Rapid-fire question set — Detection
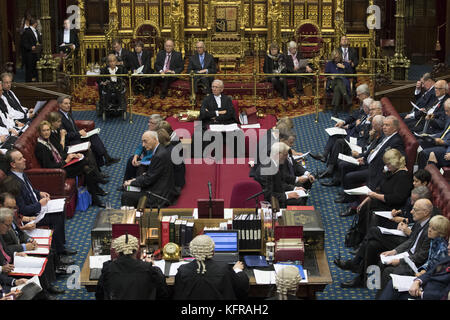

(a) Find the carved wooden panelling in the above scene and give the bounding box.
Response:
[307,4,318,23]
[253,3,266,27]
[121,6,132,29]
[294,5,304,26]
[187,4,200,27]
[322,4,333,28]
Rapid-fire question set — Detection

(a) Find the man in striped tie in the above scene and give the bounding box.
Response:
[418,99,450,169]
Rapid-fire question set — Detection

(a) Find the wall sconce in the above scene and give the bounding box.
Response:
[435,23,446,51]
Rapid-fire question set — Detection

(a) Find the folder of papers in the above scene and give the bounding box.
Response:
[9,254,48,277]
[325,127,347,136]
[390,274,416,292]
[81,128,101,139]
[378,226,408,237]
[380,251,409,265]
[67,141,91,153]
[344,185,372,195]
[338,153,360,165]
[373,211,394,220]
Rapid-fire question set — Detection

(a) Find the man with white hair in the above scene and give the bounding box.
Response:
[187,41,217,95]
[121,131,175,208]
[96,233,169,300]
[285,41,314,95]
[255,142,307,207]
[173,234,249,300]
[199,79,237,129]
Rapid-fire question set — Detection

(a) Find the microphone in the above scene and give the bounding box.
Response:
[246,189,266,201]
[146,191,170,206]
[208,181,213,201]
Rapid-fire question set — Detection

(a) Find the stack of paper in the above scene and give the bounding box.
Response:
[240,123,261,129]
[338,153,360,165]
[373,211,394,220]
[380,251,409,265]
[81,128,101,139]
[89,255,111,269]
[9,254,48,276]
[344,139,362,154]
[23,228,52,238]
[390,274,416,292]
[378,226,407,237]
[253,270,276,284]
[344,185,372,195]
[169,261,189,276]
[209,123,240,132]
[325,127,347,136]
[67,141,91,153]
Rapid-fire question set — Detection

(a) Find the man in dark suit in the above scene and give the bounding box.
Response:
[121,131,175,208]
[111,39,132,72]
[199,79,237,129]
[402,73,437,119]
[128,40,153,97]
[21,18,41,82]
[187,41,217,95]
[407,80,448,134]
[150,39,184,99]
[378,242,450,300]
[417,99,450,169]
[5,149,76,266]
[285,41,314,95]
[338,35,359,90]
[57,19,79,55]
[57,96,120,168]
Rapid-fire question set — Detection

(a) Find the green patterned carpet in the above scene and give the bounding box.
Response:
[53,110,375,300]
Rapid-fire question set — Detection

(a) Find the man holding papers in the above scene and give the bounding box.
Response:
[129,40,153,97]
[5,149,76,267]
[403,73,436,119]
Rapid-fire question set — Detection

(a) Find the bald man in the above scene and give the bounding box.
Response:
[187,41,217,95]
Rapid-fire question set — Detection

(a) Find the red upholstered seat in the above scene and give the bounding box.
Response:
[13,100,95,218]
[381,97,418,172]
[425,164,450,218]
[229,180,264,209]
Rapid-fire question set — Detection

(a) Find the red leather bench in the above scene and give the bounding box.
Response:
[381,97,419,172]
[12,99,95,218]
[425,164,450,218]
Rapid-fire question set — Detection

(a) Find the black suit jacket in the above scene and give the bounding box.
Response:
[57,29,79,52]
[395,219,431,267]
[339,46,359,73]
[187,52,216,75]
[366,132,405,189]
[154,50,184,74]
[21,27,41,53]
[199,94,237,128]
[256,160,292,207]
[412,95,449,134]
[414,87,437,109]
[2,223,31,256]
[58,110,82,145]
[8,171,42,217]
[129,50,152,74]
[130,144,175,204]
[418,256,450,300]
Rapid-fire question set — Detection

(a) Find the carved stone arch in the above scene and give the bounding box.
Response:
[131,21,163,64]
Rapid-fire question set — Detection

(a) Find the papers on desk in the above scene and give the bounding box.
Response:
[380,252,409,265]
[153,260,189,276]
[133,65,145,75]
[325,127,347,136]
[338,153,360,166]
[23,246,50,255]
[89,255,111,269]
[34,238,51,246]
[285,189,309,198]
[390,274,416,292]
[240,123,261,129]
[23,228,52,239]
[373,211,394,220]
[67,141,91,153]
[209,123,240,132]
[80,128,100,139]
[378,226,408,237]
[344,139,362,154]
[344,185,372,195]
[253,270,276,284]
[9,254,48,277]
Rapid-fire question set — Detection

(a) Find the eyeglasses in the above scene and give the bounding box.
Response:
[435,87,446,90]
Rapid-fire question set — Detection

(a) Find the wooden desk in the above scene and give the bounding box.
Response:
[81,248,332,299]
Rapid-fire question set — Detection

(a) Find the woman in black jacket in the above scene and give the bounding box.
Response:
[34,120,106,207]
[263,43,291,100]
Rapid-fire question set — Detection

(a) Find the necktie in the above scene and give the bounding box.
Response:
[200,54,204,69]
[0,241,11,264]
[138,54,142,66]
[23,174,38,203]
[440,124,450,139]
[67,113,77,132]
[164,53,171,72]
[344,48,348,61]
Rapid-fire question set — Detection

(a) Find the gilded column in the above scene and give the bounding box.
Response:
[267,0,282,47]
[170,0,185,56]
[334,0,345,48]
[78,0,87,74]
[106,0,119,46]
[37,0,58,81]
[389,0,410,80]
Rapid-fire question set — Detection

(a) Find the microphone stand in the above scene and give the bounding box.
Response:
[208,182,213,219]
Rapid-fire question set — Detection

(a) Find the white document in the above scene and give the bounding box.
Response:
[373,211,394,220]
[344,185,372,195]
[11,275,41,292]
[67,141,91,153]
[240,123,261,129]
[380,251,409,265]
[331,116,345,123]
[23,228,52,238]
[126,185,141,192]
[349,137,358,145]
[209,123,240,132]
[292,151,310,160]
[45,198,66,214]
[33,101,47,115]
[23,247,50,255]
[338,153,360,165]
[153,259,166,274]
[410,101,421,111]
[403,256,419,274]
[285,189,309,198]
[134,65,145,75]
[9,254,47,276]
[89,255,111,269]
[34,238,51,246]
[253,269,276,284]
[378,226,408,237]
[390,274,416,292]
[325,127,347,136]
[224,208,234,220]
[81,128,100,139]
[169,261,189,276]
[344,139,362,154]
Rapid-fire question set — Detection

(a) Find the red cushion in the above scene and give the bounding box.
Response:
[425,164,450,218]
[229,180,264,208]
